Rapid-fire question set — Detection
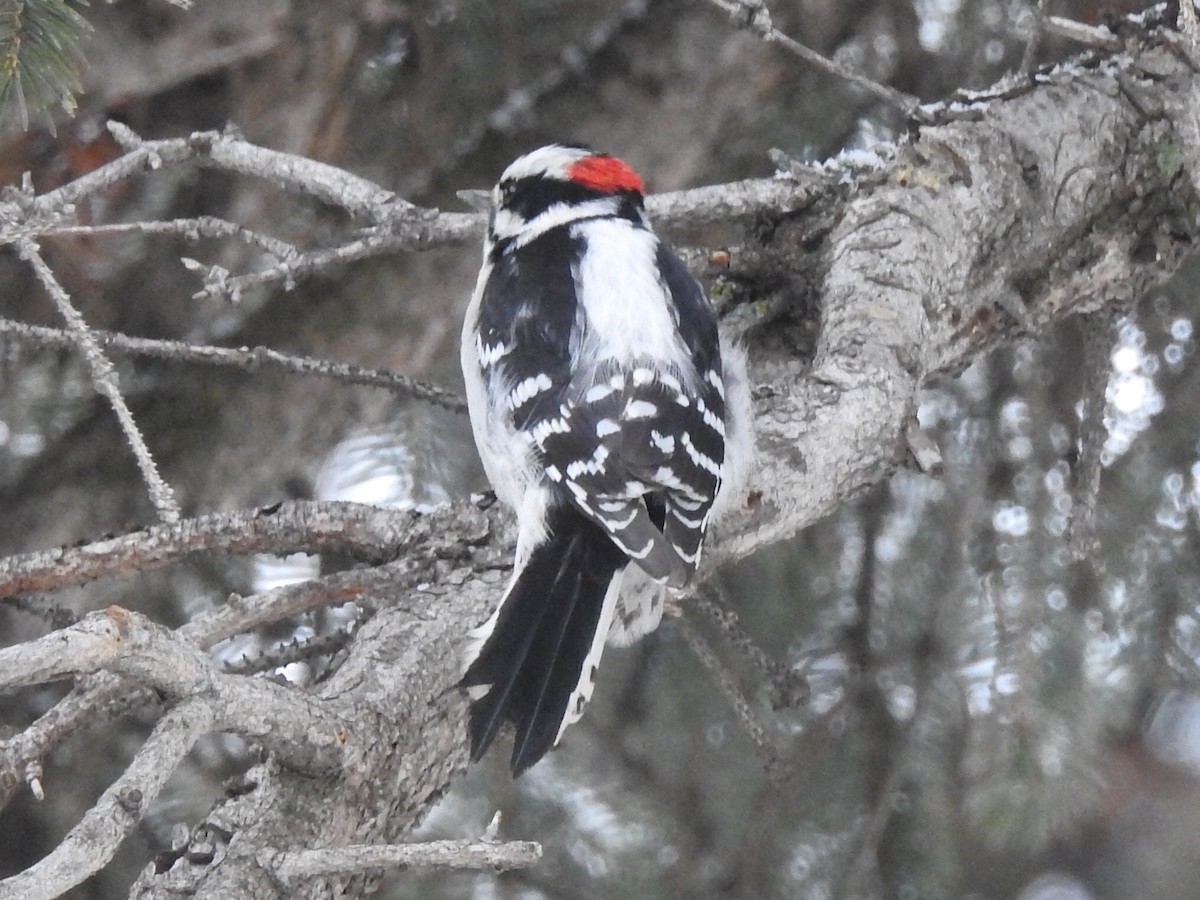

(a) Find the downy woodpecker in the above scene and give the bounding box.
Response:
[460,145,752,774]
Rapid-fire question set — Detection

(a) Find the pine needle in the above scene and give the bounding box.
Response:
[0,0,90,135]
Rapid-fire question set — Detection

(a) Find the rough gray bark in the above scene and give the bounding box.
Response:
[2,31,1199,900]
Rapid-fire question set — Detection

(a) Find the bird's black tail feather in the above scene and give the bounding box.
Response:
[460,503,628,775]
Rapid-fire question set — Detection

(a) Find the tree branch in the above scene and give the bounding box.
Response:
[702,0,920,113]
[260,839,541,880]
[0,607,346,773]
[0,500,487,601]
[14,237,181,522]
[0,318,467,412]
[0,701,215,900]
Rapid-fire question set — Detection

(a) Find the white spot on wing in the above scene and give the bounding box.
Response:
[585,383,616,403]
[706,368,725,398]
[565,445,610,479]
[696,397,726,436]
[625,399,657,419]
[506,374,553,411]
[682,432,721,477]
[649,430,675,455]
[652,466,704,501]
[599,504,638,530]
[476,337,510,368]
[670,508,706,529]
[611,533,653,559]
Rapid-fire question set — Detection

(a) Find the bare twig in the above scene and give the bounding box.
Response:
[46,215,302,260]
[676,617,791,781]
[101,121,424,226]
[0,318,467,412]
[0,502,495,816]
[185,229,404,302]
[690,586,808,710]
[1020,0,1052,74]
[260,838,541,880]
[3,120,813,316]
[1041,16,1121,51]
[1069,311,1114,565]
[14,237,181,523]
[0,700,216,900]
[0,673,161,816]
[0,500,471,601]
[701,0,919,113]
[221,629,355,675]
[182,559,433,651]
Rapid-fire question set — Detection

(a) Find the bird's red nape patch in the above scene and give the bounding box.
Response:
[568,156,645,195]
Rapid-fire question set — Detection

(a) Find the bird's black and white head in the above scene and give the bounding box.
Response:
[487,144,649,250]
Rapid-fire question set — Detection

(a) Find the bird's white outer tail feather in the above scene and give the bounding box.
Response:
[555,566,627,744]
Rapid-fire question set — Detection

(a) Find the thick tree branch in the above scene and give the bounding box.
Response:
[707,44,1199,571]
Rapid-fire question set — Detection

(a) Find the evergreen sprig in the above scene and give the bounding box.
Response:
[0,0,90,134]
